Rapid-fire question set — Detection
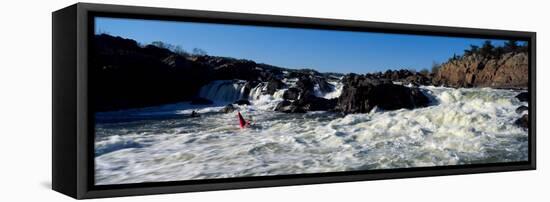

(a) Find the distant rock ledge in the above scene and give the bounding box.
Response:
[433,52,528,89]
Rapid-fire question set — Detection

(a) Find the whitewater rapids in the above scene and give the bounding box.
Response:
[94,85,528,185]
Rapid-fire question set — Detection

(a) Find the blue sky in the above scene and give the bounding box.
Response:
[95,17,514,74]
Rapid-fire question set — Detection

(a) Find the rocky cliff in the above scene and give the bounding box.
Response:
[92,34,528,115]
[92,34,213,111]
[432,52,528,89]
[91,34,336,111]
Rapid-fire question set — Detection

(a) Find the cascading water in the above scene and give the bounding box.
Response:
[314,81,343,99]
[197,80,277,104]
[248,82,267,100]
[198,78,343,104]
[198,80,249,103]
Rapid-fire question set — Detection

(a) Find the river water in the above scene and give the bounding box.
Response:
[94,81,528,185]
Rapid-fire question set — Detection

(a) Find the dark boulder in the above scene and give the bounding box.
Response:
[265,78,285,95]
[234,99,251,105]
[190,111,200,118]
[516,106,528,114]
[274,100,306,113]
[410,88,431,107]
[275,94,337,113]
[382,69,415,81]
[405,74,432,86]
[283,88,301,101]
[337,75,430,114]
[514,114,529,129]
[298,95,338,111]
[220,104,236,113]
[515,92,529,102]
[281,76,322,103]
[190,97,213,105]
[296,76,315,94]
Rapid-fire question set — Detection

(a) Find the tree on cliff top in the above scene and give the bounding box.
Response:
[504,40,519,52]
[431,61,441,74]
[503,40,528,53]
[464,45,479,56]
[479,40,495,57]
[151,41,190,57]
[462,40,527,58]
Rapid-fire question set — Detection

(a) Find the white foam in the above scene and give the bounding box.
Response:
[313,81,343,99]
[95,86,528,185]
[323,81,343,99]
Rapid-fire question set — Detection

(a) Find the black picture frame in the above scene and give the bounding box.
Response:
[52,3,536,199]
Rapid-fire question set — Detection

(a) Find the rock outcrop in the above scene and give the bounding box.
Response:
[274,75,338,113]
[336,74,430,114]
[265,78,285,95]
[283,88,301,101]
[515,92,529,102]
[360,69,433,86]
[513,92,529,129]
[432,52,528,88]
[514,114,529,129]
[274,100,306,113]
[516,106,528,114]
[275,95,337,113]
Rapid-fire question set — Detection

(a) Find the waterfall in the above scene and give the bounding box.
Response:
[198,80,272,103]
[321,81,343,99]
[198,80,248,103]
[248,82,267,100]
[198,79,344,104]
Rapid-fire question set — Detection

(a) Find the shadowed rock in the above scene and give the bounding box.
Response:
[274,100,306,113]
[274,96,337,113]
[516,106,528,114]
[296,76,315,94]
[515,92,529,102]
[283,88,301,101]
[514,114,529,129]
[337,75,430,114]
[265,78,285,95]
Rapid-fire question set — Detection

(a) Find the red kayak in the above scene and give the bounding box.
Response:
[237,111,249,129]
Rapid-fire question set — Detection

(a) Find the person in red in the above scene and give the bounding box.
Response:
[237,111,251,128]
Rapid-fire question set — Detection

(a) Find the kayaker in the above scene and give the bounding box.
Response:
[237,111,250,128]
